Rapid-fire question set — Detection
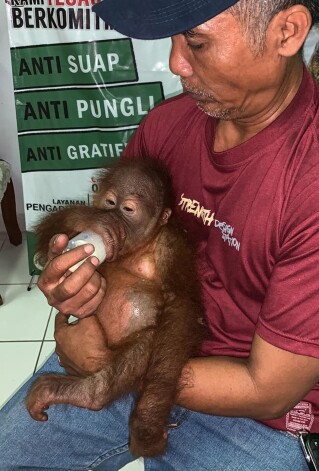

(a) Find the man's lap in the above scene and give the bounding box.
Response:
[0,354,136,470]
[0,353,309,471]
[145,413,308,471]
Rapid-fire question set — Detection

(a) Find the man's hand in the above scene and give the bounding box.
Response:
[38,234,106,318]
[54,312,111,376]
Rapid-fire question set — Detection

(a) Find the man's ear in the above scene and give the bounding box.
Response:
[161,208,172,225]
[274,6,312,57]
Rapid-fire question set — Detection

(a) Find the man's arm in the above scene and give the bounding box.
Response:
[177,333,319,420]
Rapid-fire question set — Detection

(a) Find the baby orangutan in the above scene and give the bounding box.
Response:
[26,157,204,457]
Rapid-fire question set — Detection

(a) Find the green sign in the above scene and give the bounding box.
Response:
[16,82,164,131]
[19,129,135,172]
[12,39,137,89]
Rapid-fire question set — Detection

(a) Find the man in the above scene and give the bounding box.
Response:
[1,0,319,469]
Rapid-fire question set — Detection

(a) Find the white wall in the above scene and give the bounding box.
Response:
[0,1,25,231]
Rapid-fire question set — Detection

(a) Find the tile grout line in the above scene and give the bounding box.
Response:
[0,340,46,343]
[0,283,37,286]
[33,306,56,374]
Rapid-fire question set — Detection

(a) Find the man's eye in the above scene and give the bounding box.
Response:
[183,30,204,50]
[186,41,204,50]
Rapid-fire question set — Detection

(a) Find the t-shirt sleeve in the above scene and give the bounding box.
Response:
[257,184,319,359]
[122,117,150,159]
[122,94,189,160]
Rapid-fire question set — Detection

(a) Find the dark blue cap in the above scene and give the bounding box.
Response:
[92,0,240,40]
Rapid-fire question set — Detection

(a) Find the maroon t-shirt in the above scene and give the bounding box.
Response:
[123,68,319,433]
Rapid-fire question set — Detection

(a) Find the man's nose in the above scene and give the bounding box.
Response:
[169,36,193,78]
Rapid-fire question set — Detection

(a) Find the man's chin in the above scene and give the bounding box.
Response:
[182,87,238,119]
[195,101,239,120]
[195,100,223,117]
[186,94,223,116]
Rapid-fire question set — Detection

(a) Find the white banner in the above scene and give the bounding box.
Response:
[5,0,181,273]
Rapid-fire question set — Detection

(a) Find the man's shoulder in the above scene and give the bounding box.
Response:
[149,92,199,120]
[140,92,208,143]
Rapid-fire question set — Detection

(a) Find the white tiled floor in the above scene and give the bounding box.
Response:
[0,232,143,471]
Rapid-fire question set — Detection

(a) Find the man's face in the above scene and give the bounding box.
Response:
[169,11,282,121]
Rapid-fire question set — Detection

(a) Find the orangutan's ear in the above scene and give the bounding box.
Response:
[161,208,172,225]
